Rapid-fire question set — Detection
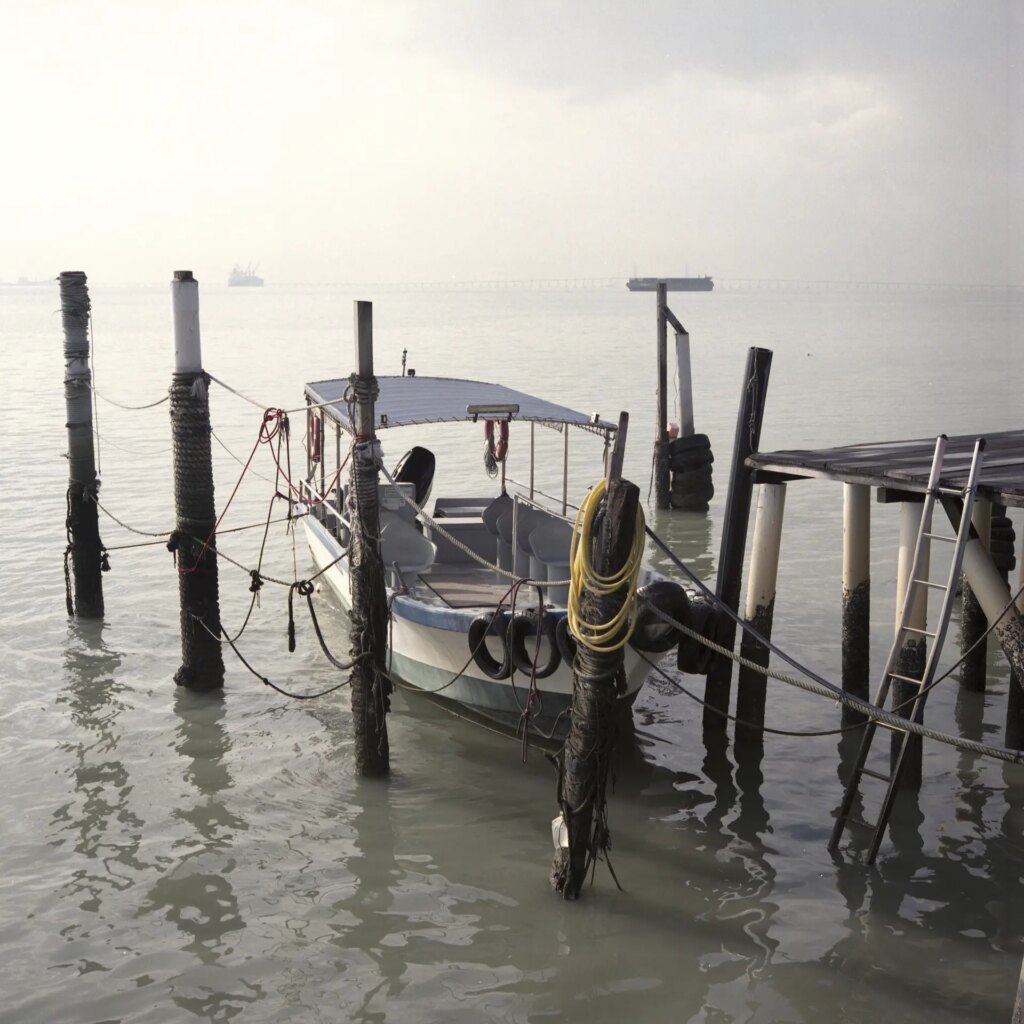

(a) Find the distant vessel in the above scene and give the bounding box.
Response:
[627,276,713,292]
[228,263,264,287]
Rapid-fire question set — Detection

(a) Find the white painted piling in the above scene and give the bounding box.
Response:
[892,501,929,787]
[674,328,695,437]
[736,482,787,740]
[168,271,224,691]
[960,499,992,691]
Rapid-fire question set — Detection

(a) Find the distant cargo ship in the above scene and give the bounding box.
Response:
[627,276,713,292]
[228,263,264,287]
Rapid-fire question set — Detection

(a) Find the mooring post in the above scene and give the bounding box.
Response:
[168,271,224,691]
[960,499,992,692]
[735,482,787,741]
[653,282,671,510]
[892,501,928,787]
[552,412,637,900]
[704,347,773,731]
[60,271,104,618]
[348,300,391,777]
[841,483,871,724]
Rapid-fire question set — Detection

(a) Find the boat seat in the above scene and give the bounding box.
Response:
[482,492,514,570]
[379,508,436,575]
[529,517,575,607]
[495,505,542,579]
[377,481,418,524]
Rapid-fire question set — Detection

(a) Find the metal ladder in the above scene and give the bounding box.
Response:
[829,434,986,864]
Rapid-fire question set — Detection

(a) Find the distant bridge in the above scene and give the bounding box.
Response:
[336,277,1020,293]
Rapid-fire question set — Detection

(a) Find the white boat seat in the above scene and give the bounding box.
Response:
[495,505,542,578]
[529,518,574,607]
[378,482,418,524]
[379,508,436,574]
[482,492,514,570]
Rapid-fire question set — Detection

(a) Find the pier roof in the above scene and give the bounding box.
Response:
[748,429,1024,508]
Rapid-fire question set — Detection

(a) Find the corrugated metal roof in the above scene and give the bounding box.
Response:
[304,375,617,435]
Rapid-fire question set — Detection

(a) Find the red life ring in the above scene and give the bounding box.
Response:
[484,419,509,463]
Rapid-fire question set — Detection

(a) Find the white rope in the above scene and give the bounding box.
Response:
[644,602,1024,765]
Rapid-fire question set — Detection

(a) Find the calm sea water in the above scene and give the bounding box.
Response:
[2,281,1023,1023]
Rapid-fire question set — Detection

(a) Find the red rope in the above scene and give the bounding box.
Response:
[179,407,351,574]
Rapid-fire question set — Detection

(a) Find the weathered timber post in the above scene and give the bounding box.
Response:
[842,483,871,724]
[653,282,671,509]
[552,413,637,900]
[960,499,992,691]
[675,325,695,437]
[704,347,773,730]
[169,271,224,691]
[891,501,929,787]
[735,482,787,741]
[60,271,104,618]
[1012,954,1024,1024]
[348,300,391,776]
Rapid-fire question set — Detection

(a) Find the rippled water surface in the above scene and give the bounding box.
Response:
[2,281,1023,1022]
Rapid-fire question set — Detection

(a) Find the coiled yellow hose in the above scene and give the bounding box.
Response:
[566,479,646,653]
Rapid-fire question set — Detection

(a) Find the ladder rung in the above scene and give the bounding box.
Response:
[889,672,923,685]
[936,486,964,496]
[860,767,892,783]
[923,532,956,542]
[912,579,947,590]
[901,626,937,638]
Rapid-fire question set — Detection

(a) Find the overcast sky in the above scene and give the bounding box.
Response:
[2,0,1020,285]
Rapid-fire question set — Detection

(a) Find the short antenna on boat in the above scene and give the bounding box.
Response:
[401,348,407,376]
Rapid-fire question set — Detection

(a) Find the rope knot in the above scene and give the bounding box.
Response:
[100,550,111,573]
[249,570,263,594]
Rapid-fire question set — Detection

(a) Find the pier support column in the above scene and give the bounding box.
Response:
[169,271,224,691]
[60,271,104,618]
[736,482,786,742]
[348,300,391,777]
[960,499,992,692]
[891,501,928,788]
[1007,530,1024,750]
[842,484,871,724]
[704,347,773,731]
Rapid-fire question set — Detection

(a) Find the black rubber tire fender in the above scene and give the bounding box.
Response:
[669,433,711,458]
[508,608,561,679]
[631,580,691,653]
[555,614,578,667]
[468,611,512,680]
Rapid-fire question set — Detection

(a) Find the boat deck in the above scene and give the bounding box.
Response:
[748,429,1024,508]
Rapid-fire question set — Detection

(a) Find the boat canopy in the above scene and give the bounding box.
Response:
[304,375,617,436]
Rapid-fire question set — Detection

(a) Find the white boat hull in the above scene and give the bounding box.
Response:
[302,515,648,734]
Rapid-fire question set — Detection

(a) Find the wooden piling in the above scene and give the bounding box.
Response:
[704,347,773,731]
[841,483,871,724]
[891,501,928,787]
[674,325,695,437]
[735,482,787,741]
[552,413,637,900]
[653,282,670,510]
[959,499,991,692]
[168,271,224,691]
[348,300,391,777]
[60,271,104,618]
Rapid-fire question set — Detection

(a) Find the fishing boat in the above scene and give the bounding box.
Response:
[228,263,264,287]
[296,374,698,736]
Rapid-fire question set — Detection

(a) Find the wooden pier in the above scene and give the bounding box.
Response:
[726,430,1024,781]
